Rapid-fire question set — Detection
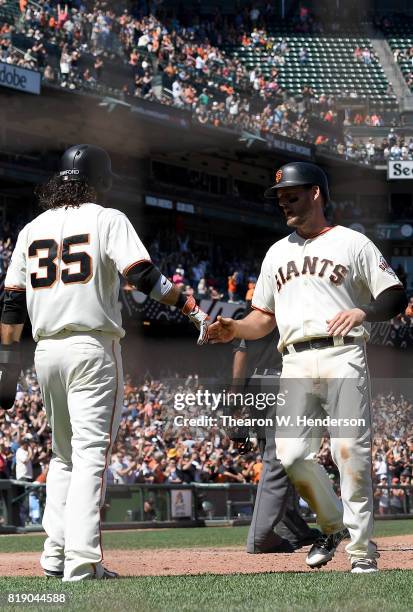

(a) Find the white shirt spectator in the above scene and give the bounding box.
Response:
[138,33,150,48]
[197,278,207,297]
[229,100,239,115]
[195,55,205,70]
[379,486,389,510]
[60,52,71,76]
[16,446,33,480]
[172,79,182,101]
[64,20,74,34]
[366,141,375,159]
[374,458,387,477]
[251,30,260,45]
[109,456,133,484]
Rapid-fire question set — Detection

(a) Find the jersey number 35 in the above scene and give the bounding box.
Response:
[29,234,92,289]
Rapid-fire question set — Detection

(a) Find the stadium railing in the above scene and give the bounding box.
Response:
[1,480,412,532]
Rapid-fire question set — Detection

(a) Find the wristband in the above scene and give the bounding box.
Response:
[179,294,197,315]
[149,274,172,301]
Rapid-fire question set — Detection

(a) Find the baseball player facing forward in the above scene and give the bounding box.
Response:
[0,145,209,581]
[209,162,407,573]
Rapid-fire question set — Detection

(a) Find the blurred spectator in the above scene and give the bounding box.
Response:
[245,280,256,307]
[197,278,208,299]
[227,271,239,302]
[404,296,413,322]
[15,439,33,481]
[143,497,156,520]
[172,266,185,287]
[390,477,405,514]
[375,475,390,515]
[0,443,9,479]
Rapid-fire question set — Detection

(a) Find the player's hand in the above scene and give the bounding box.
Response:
[208,316,237,344]
[181,296,209,345]
[326,308,367,337]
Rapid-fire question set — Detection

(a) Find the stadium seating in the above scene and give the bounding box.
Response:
[223,31,397,108]
[0,0,20,25]
[385,30,413,90]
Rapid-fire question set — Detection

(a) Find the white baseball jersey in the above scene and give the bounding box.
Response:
[252,225,402,351]
[5,203,150,341]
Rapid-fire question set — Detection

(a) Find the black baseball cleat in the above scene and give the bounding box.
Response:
[306,528,350,568]
[44,569,63,578]
[351,558,379,574]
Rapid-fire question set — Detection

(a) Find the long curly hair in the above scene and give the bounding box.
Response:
[35,175,99,210]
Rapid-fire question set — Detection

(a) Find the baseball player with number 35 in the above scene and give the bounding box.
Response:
[209,162,407,573]
[0,145,209,581]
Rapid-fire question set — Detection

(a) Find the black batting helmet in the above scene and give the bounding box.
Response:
[264,161,330,202]
[59,144,114,193]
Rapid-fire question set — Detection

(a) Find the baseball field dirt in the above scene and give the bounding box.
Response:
[1,534,412,576]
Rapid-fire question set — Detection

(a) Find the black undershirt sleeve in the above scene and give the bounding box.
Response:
[360,286,407,322]
[125,261,161,294]
[1,290,27,325]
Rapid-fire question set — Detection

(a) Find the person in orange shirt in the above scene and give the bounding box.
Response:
[228,271,239,302]
[35,464,49,484]
[245,281,256,307]
[315,134,328,146]
[405,296,413,320]
[251,457,263,483]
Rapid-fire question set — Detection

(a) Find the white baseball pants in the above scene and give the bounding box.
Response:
[275,343,377,562]
[34,331,123,581]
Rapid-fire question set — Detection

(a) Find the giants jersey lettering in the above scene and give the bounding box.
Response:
[252,225,402,351]
[5,203,150,341]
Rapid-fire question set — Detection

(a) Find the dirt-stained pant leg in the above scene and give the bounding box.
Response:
[275,351,344,534]
[323,345,377,561]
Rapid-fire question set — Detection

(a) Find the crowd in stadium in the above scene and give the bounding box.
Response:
[1,1,410,165]
[1,220,413,313]
[146,230,261,305]
[0,367,412,518]
[334,130,413,165]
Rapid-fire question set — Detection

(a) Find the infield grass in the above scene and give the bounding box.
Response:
[0,572,412,612]
[0,519,412,553]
